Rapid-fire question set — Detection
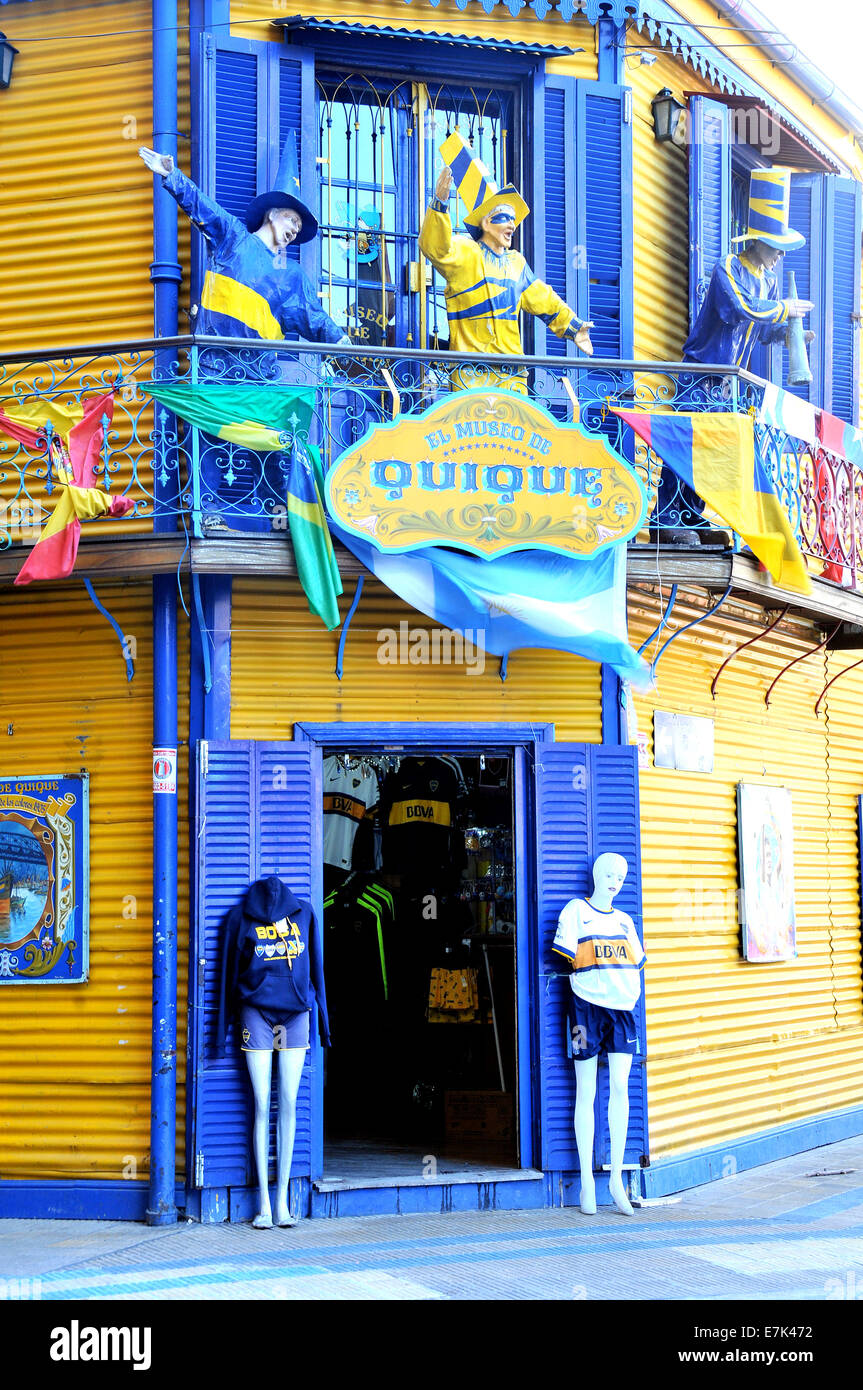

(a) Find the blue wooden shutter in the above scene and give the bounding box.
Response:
[277,47,316,278]
[532,76,632,360]
[197,33,268,219]
[535,744,648,1174]
[533,74,576,359]
[190,741,323,1190]
[823,175,862,424]
[783,174,823,406]
[688,96,731,327]
[257,743,325,1177]
[575,80,634,360]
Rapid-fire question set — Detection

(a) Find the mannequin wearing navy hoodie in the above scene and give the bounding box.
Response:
[218,876,330,1228]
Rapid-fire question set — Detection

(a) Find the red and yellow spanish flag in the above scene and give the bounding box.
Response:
[0,392,134,586]
[613,408,811,595]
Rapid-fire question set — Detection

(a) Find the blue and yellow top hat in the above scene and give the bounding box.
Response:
[440,131,529,235]
[731,169,804,252]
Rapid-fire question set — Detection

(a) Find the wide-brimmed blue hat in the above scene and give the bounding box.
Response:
[245,132,319,243]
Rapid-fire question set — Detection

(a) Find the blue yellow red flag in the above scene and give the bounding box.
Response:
[613,409,811,595]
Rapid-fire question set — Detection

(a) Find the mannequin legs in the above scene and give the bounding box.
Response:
[573,1056,598,1214]
[245,1047,306,1228]
[573,1052,634,1215]
[607,1051,634,1215]
[274,1047,305,1225]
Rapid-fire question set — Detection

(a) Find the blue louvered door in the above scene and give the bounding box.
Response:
[688,96,731,327]
[575,80,634,362]
[535,77,633,359]
[823,176,862,425]
[533,75,632,450]
[189,741,323,1191]
[535,743,648,1175]
[783,174,823,406]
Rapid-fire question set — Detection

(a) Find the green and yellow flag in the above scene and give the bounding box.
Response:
[144,383,343,628]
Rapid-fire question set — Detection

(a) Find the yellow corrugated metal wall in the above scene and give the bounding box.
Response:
[230,576,602,742]
[629,44,713,363]
[629,587,863,1159]
[0,0,190,350]
[0,583,189,1179]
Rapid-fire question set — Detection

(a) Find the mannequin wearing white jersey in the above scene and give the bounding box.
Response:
[553,852,644,1217]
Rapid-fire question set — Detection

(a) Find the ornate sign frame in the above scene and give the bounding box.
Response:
[327,390,647,559]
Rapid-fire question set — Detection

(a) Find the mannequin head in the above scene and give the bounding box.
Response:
[746,238,784,273]
[256,206,304,252]
[590,852,628,909]
[479,201,517,254]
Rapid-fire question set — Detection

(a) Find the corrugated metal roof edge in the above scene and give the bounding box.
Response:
[272,16,582,56]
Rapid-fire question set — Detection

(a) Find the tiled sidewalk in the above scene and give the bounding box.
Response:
[2,1136,862,1300]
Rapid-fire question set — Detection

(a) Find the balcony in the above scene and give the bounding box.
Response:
[0,336,860,616]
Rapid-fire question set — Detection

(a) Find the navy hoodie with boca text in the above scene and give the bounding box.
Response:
[216,876,331,1055]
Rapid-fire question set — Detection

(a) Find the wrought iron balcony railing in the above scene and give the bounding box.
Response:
[0,335,858,591]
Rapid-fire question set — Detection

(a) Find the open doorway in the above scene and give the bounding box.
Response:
[321,746,519,1184]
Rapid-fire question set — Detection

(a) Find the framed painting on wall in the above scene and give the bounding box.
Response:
[737,782,796,963]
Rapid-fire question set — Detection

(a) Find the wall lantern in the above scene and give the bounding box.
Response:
[0,34,18,90]
[651,88,685,144]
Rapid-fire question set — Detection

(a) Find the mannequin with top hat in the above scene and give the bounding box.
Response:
[419,133,594,393]
[653,168,816,546]
[138,138,351,352]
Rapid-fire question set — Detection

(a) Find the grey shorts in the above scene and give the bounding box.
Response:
[239,1005,310,1051]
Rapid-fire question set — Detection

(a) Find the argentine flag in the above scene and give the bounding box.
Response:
[330,521,649,687]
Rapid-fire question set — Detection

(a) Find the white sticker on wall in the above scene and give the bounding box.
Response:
[153,747,177,794]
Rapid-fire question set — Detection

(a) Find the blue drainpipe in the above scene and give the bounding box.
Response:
[147,0,181,1226]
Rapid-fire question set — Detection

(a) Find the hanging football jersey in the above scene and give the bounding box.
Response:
[380,756,460,875]
[323,756,380,870]
[324,875,396,1010]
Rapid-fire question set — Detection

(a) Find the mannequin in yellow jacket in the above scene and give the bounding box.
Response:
[420,167,594,392]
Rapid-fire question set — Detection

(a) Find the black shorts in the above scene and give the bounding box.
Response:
[568,995,639,1060]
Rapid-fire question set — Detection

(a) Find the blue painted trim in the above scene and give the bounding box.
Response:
[596,19,626,84]
[637,583,677,656]
[186,577,231,1190]
[600,664,624,744]
[291,721,549,1185]
[643,1104,863,1198]
[651,580,732,675]
[191,573,212,695]
[514,746,537,1167]
[293,721,554,746]
[149,575,179,1226]
[0,1180,186,1222]
[335,574,364,681]
[82,579,134,681]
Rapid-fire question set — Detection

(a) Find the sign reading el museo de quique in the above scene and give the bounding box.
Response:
[0,774,89,985]
[326,390,647,557]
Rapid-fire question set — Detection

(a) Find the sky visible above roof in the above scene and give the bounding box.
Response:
[753,0,862,106]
